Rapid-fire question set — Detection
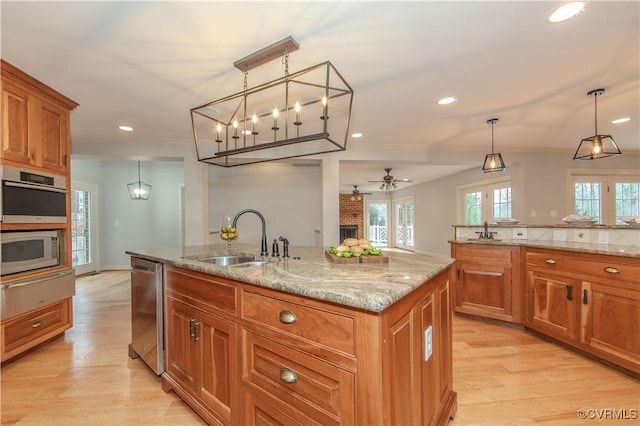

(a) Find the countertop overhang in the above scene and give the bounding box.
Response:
[449,239,640,258]
[126,244,453,313]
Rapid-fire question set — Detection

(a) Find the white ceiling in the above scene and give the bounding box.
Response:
[1,1,638,193]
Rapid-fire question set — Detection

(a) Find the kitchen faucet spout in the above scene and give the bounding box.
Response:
[232,209,269,256]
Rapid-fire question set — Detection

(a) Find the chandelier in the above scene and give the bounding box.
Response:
[127,161,152,200]
[191,36,354,167]
[573,88,622,160]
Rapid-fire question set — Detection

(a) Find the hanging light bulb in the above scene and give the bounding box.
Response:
[482,118,506,173]
[573,88,622,160]
[127,161,152,200]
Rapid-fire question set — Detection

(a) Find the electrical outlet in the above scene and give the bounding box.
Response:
[574,229,590,243]
[550,210,558,217]
[512,228,528,240]
[424,326,433,361]
[553,230,566,241]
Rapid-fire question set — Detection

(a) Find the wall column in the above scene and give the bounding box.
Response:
[322,155,340,247]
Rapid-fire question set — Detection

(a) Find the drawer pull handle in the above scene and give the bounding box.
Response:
[279,310,297,324]
[603,266,620,274]
[279,368,297,384]
[32,321,43,328]
[545,259,556,265]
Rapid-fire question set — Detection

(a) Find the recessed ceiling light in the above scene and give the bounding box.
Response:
[611,117,631,124]
[119,125,134,132]
[351,132,363,138]
[438,96,458,105]
[548,2,587,23]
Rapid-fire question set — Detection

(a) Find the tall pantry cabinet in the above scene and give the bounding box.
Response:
[0,59,79,362]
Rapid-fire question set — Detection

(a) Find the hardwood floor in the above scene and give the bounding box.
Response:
[1,271,638,425]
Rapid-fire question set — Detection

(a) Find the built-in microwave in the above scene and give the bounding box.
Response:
[1,165,67,224]
[1,230,61,276]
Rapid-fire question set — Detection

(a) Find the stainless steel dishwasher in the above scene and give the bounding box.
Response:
[129,257,164,375]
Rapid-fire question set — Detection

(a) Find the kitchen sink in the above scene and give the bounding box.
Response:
[465,238,502,242]
[188,254,256,266]
[230,260,274,268]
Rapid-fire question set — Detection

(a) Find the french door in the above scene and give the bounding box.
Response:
[71,181,99,275]
[393,197,415,250]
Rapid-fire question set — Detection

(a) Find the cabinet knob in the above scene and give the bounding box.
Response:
[279,368,297,383]
[603,266,620,274]
[31,321,43,328]
[279,310,297,324]
[544,259,556,265]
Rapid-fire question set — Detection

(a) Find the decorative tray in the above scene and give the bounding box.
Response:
[324,250,389,264]
[495,218,519,224]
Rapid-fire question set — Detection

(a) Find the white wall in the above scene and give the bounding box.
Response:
[392,151,640,257]
[208,162,323,248]
[71,159,184,269]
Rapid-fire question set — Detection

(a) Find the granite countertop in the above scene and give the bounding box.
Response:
[449,239,640,258]
[126,244,454,313]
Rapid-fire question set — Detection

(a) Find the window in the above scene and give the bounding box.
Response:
[458,178,512,224]
[569,171,640,224]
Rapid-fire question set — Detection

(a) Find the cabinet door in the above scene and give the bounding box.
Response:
[527,270,579,342]
[582,282,640,372]
[1,79,32,165]
[38,97,69,174]
[455,262,512,321]
[165,297,199,392]
[199,309,237,425]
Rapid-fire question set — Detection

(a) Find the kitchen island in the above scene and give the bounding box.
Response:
[126,244,457,426]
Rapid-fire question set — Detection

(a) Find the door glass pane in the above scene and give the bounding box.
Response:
[406,201,414,246]
[71,189,91,267]
[615,182,640,224]
[396,204,405,246]
[574,182,600,222]
[465,192,482,225]
[493,187,512,219]
[368,202,388,247]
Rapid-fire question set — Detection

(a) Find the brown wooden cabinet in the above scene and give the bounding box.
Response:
[163,267,239,426]
[451,243,521,323]
[524,248,640,374]
[1,59,78,363]
[0,298,72,362]
[1,59,77,174]
[162,264,456,426]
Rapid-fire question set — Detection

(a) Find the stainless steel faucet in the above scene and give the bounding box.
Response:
[232,209,269,256]
[478,221,494,239]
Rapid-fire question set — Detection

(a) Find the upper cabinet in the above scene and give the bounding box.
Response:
[1,59,78,176]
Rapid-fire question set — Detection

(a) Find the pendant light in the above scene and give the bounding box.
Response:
[573,88,622,160]
[127,161,152,200]
[482,118,505,173]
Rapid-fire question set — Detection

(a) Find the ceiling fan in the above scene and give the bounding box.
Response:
[368,168,413,191]
[350,185,372,201]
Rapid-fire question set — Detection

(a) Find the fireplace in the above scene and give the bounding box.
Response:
[339,225,358,242]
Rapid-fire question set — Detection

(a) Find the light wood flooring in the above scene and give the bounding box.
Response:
[1,271,638,425]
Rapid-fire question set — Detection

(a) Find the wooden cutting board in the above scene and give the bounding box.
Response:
[324,250,389,264]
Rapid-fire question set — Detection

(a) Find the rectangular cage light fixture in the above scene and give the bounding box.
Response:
[191,37,353,167]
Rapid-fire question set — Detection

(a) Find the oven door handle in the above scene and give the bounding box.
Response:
[3,181,67,193]
[1,270,74,290]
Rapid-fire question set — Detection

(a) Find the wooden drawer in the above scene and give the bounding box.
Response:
[453,244,513,263]
[1,298,72,361]
[243,330,354,426]
[165,266,237,315]
[241,290,355,355]
[526,249,640,285]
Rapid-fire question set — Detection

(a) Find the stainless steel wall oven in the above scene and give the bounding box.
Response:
[1,165,67,224]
